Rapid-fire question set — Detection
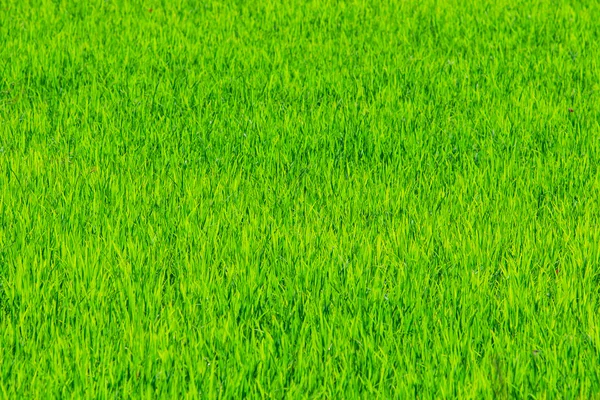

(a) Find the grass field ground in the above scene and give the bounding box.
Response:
[1,0,600,397]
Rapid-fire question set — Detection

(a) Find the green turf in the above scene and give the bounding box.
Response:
[2,0,600,397]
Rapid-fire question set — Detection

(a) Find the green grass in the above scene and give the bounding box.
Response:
[2,0,600,397]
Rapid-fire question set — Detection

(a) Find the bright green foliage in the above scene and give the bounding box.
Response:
[1,0,600,398]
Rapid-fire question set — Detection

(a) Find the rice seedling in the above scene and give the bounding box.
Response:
[1,0,600,397]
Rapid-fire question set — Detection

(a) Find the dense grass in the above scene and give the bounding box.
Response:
[2,0,600,397]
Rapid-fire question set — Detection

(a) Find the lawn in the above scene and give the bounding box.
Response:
[1,0,600,397]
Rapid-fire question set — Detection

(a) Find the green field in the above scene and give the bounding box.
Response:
[1,0,600,397]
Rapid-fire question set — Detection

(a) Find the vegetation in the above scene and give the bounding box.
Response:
[1,0,600,397]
